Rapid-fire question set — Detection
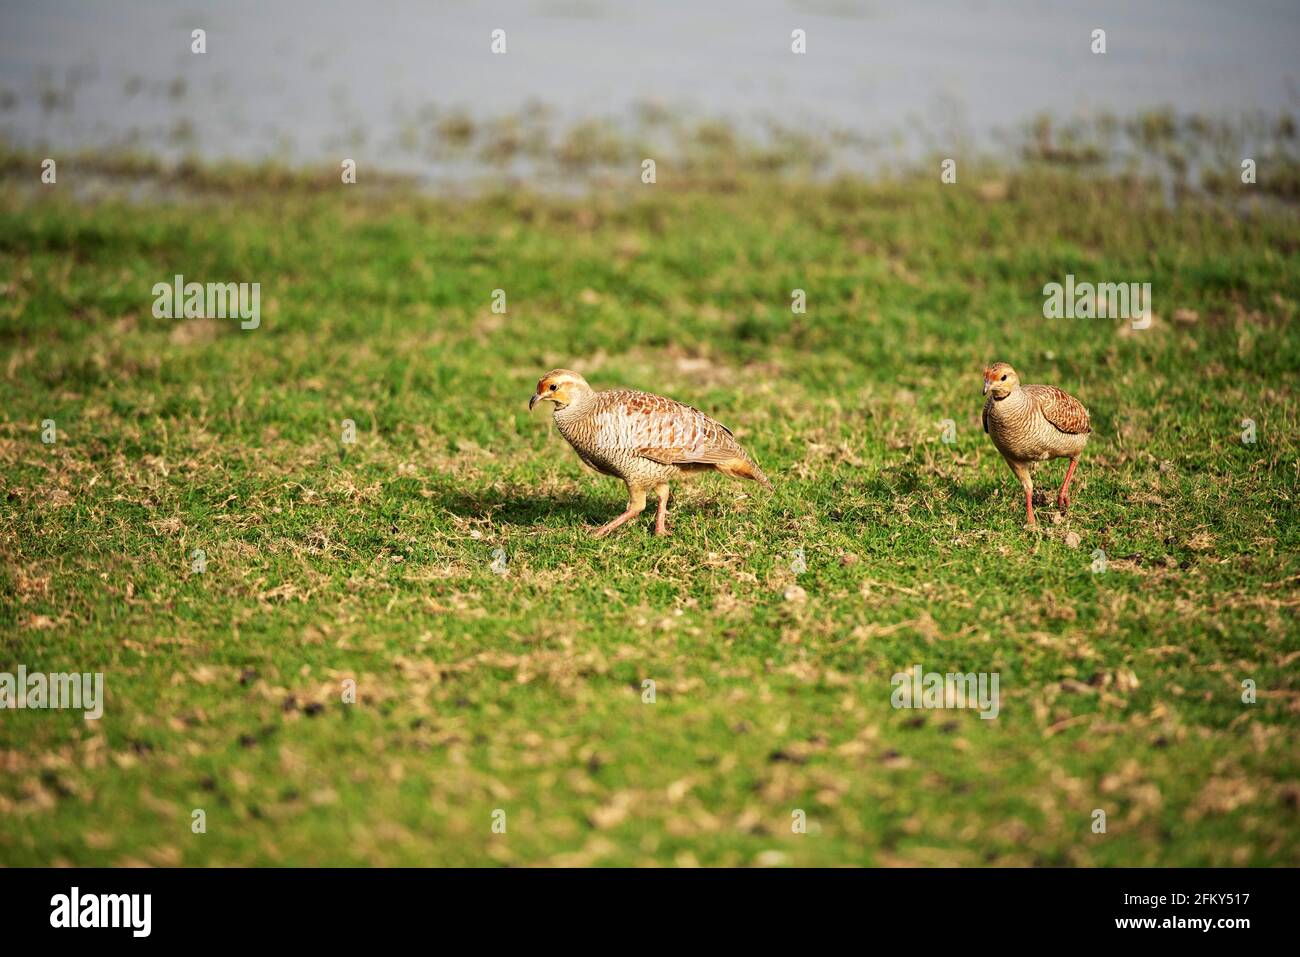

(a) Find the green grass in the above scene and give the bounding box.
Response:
[0,160,1297,866]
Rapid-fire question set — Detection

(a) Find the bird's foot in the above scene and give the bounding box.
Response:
[590,507,643,538]
[654,521,670,537]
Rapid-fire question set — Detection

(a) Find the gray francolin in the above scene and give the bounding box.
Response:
[529,369,771,537]
[982,362,1091,526]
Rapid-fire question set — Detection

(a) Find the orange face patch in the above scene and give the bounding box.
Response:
[537,369,578,394]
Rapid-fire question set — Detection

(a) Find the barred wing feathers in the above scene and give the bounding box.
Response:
[590,390,746,465]
[1024,385,1092,435]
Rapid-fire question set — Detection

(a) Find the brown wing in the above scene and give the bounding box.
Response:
[591,389,744,465]
[1024,385,1091,435]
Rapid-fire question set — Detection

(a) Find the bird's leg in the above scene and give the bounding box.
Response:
[591,487,647,538]
[654,484,671,536]
[1058,457,1079,511]
[1011,462,1035,527]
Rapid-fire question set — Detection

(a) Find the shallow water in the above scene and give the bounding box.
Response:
[1,0,1296,178]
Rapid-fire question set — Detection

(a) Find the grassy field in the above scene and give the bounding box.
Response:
[1,153,1297,866]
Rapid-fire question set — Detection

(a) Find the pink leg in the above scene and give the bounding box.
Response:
[591,488,647,538]
[1058,458,1079,511]
[1011,463,1035,527]
[654,484,670,536]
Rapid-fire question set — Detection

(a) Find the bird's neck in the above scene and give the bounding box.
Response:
[554,392,595,425]
[559,390,598,416]
[990,387,1029,416]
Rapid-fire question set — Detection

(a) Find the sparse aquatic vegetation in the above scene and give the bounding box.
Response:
[4,107,1297,198]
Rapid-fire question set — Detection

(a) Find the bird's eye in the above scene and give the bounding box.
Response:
[1000,375,1007,381]
[549,384,558,391]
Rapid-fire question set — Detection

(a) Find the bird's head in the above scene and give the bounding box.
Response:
[983,362,1020,398]
[529,369,593,411]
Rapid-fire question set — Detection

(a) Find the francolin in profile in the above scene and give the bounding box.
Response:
[529,369,770,537]
[982,362,1091,527]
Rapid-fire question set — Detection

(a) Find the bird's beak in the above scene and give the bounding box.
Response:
[528,393,540,411]
[982,380,992,395]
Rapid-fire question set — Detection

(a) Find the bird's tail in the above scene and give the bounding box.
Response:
[717,455,772,489]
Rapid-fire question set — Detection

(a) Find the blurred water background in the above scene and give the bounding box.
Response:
[1,0,1296,186]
